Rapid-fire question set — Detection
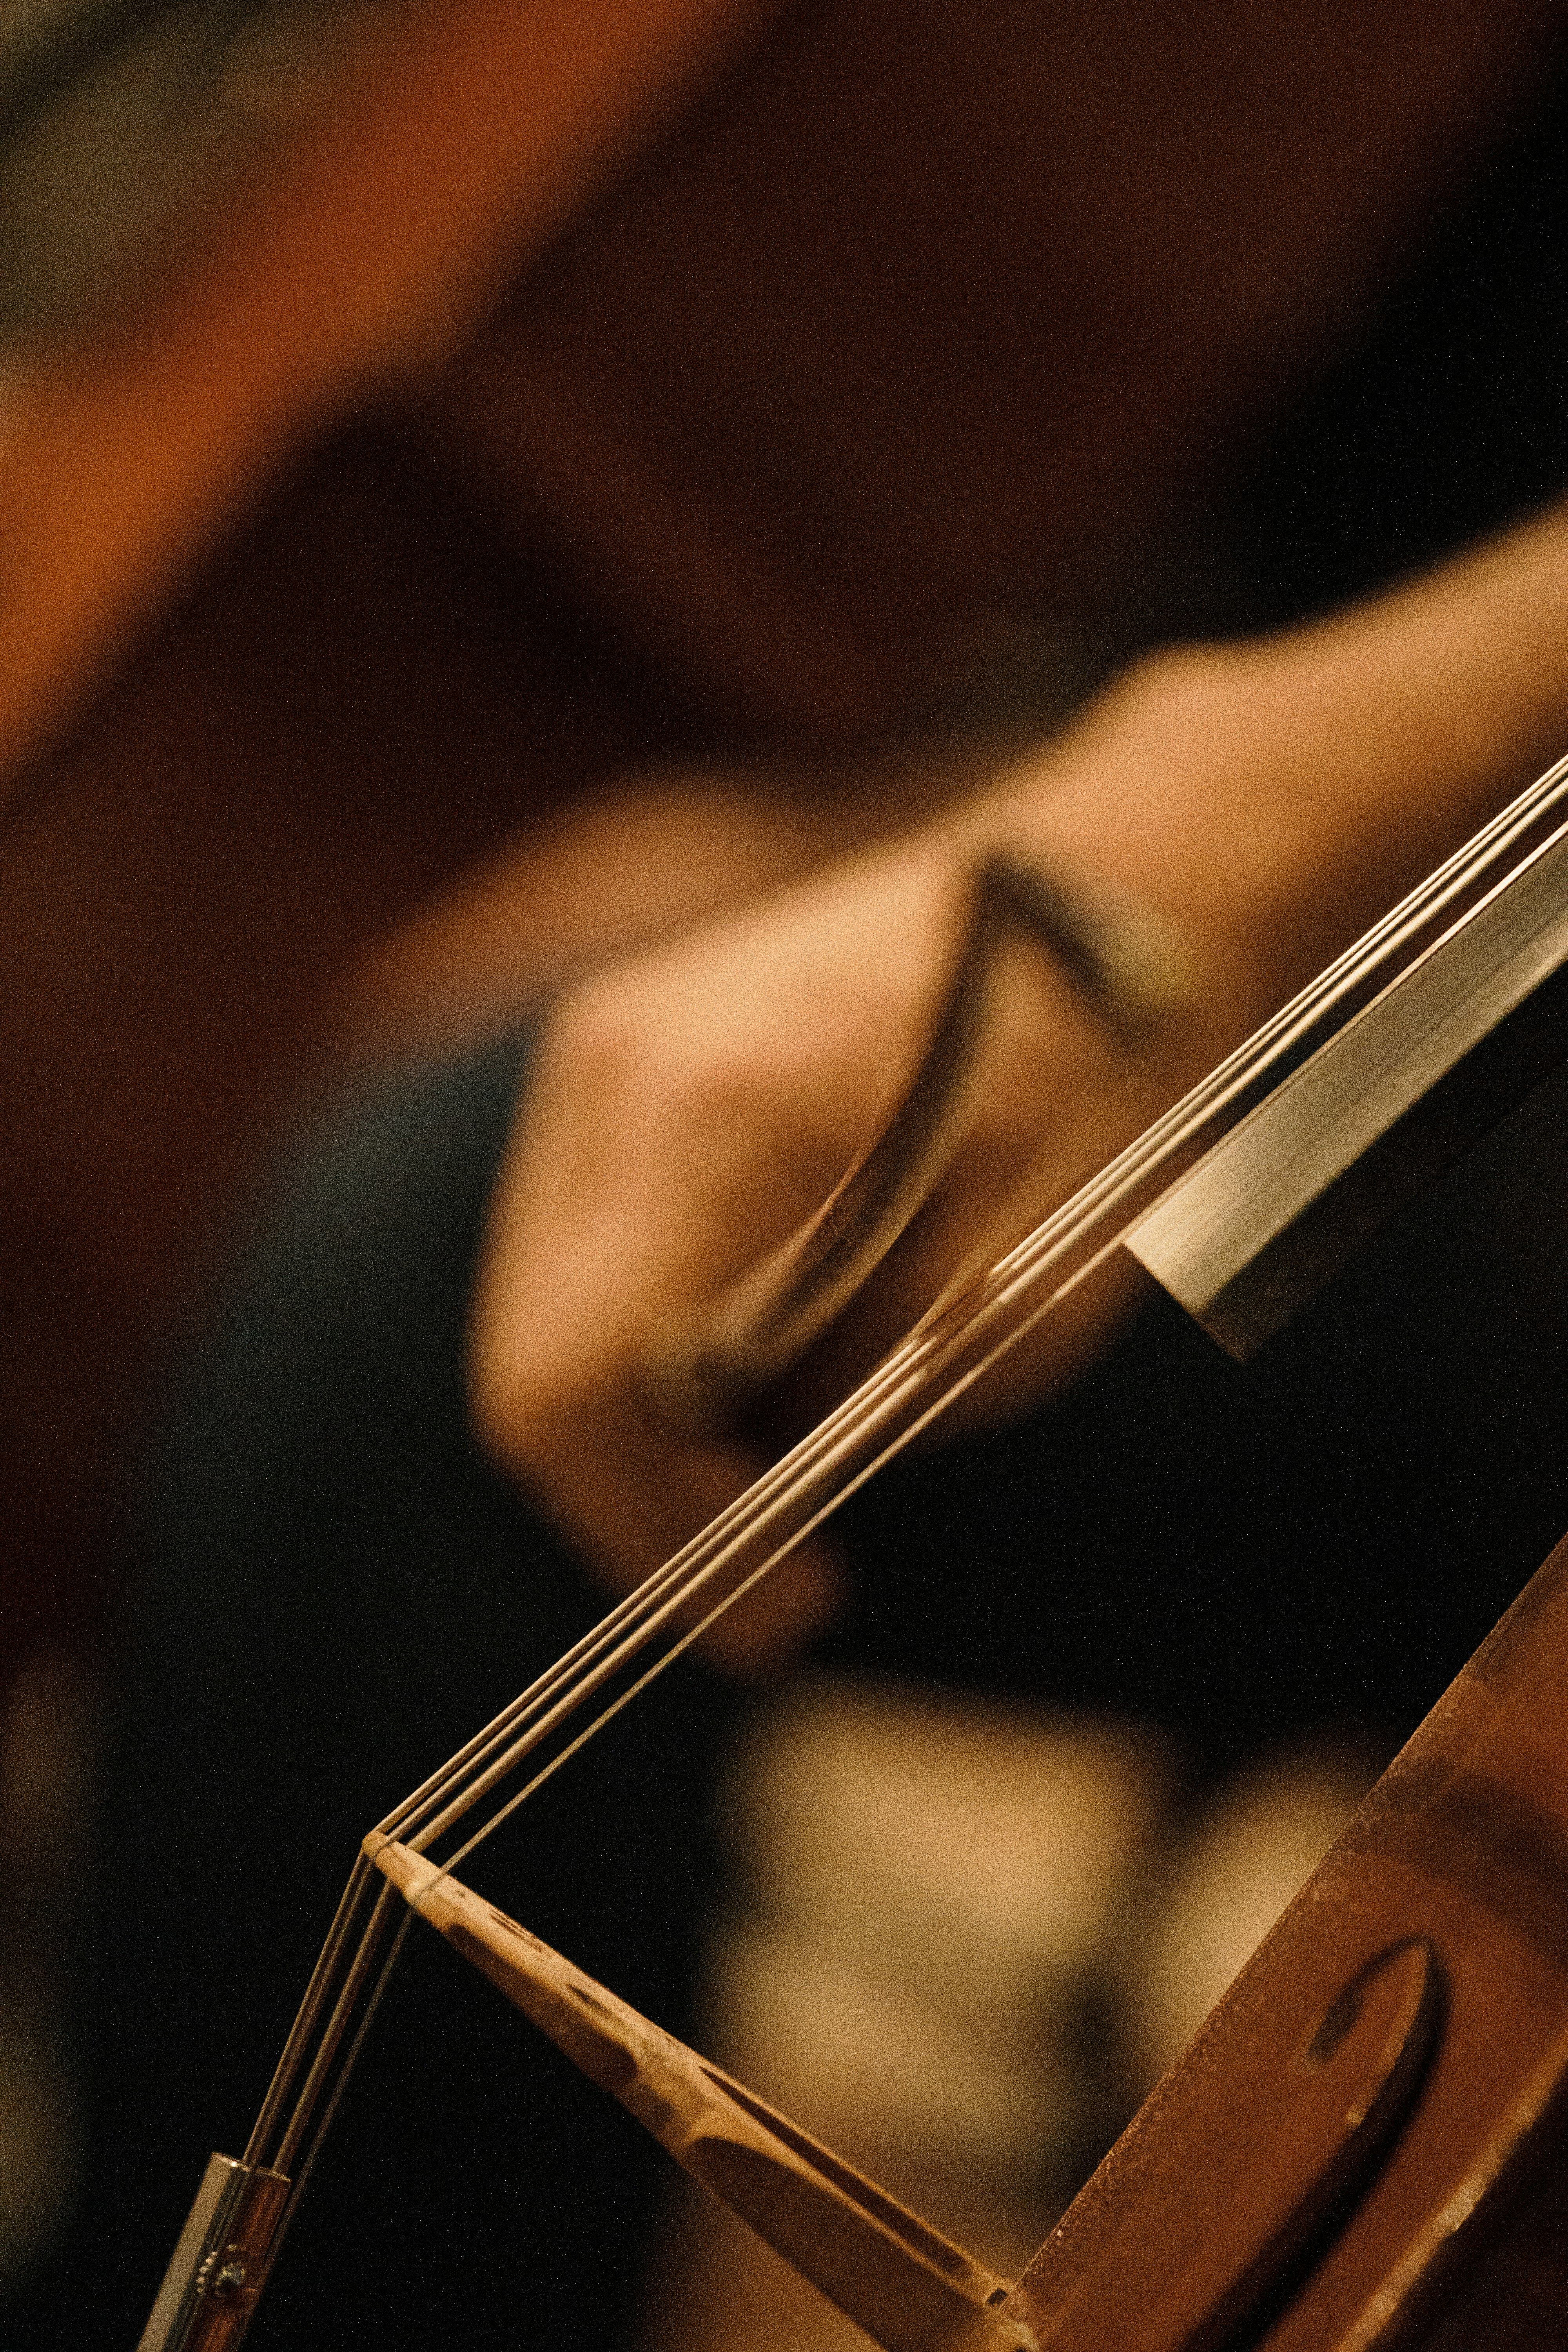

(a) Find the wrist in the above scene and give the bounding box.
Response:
[947,504,1568,1031]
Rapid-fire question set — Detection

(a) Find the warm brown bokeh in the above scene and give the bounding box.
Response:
[3,0,1566,1692]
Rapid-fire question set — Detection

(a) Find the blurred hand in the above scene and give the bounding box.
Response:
[470,510,1568,1670]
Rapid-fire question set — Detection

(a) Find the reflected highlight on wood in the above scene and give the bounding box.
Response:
[1011,1532,1568,2352]
[369,1835,1036,2352]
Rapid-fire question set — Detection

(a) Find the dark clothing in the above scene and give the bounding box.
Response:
[16,1021,1568,2349]
[19,54,1568,2345]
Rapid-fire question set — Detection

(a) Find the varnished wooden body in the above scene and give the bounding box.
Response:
[13,16,1568,2337]
[365,1529,1568,2351]
[1009,1532,1568,2351]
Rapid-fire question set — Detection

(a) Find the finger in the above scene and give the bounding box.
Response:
[466,979,875,1670]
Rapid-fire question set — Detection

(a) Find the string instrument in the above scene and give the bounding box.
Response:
[140,740,1568,2347]
[7,0,1568,2345]
[7,0,1568,1708]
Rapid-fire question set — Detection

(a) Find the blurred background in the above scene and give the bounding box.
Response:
[6,0,1568,2339]
[0,0,406,351]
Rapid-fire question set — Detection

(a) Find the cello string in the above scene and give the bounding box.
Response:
[240,1336,956,2162]
[256,1910,416,2276]
[421,744,1568,1866]
[377,745,1568,1847]
[401,753,1568,1861]
[260,1225,1130,2174]
[257,1143,1200,2160]
[272,1885,407,2175]
[244,745,1568,2187]
[436,1238,1134,1877]
[252,1136,1099,2154]
[925,773,1568,1318]
[371,752,1568,1864]
[241,1856,378,2166]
